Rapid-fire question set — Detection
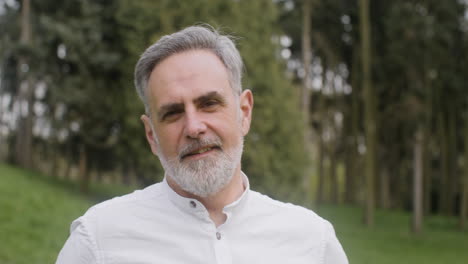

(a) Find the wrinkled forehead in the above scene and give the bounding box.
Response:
[147,50,234,110]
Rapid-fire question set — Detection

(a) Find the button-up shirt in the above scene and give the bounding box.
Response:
[56,174,348,264]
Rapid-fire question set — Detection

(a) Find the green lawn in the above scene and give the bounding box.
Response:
[318,205,468,264]
[0,163,134,264]
[1,163,467,264]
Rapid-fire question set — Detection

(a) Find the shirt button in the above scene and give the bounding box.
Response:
[216,232,222,240]
[190,201,196,208]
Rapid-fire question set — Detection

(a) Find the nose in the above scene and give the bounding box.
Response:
[184,111,207,139]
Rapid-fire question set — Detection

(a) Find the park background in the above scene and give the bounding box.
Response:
[1,0,468,263]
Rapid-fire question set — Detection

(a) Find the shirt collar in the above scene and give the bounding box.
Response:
[162,172,250,221]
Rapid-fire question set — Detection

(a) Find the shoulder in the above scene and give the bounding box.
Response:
[245,191,348,263]
[248,190,326,224]
[71,182,166,232]
[247,190,331,241]
[62,183,168,262]
[93,182,164,209]
[90,182,164,214]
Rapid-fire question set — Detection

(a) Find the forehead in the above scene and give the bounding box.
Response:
[147,50,232,108]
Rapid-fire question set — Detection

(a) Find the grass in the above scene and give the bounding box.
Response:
[0,163,134,264]
[1,163,467,264]
[318,205,468,264]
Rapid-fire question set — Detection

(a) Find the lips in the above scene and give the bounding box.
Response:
[191,147,213,155]
[181,145,221,159]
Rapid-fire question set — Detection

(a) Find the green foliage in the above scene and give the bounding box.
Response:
[0,0,308,199]
[3,0,465,218]
[278,0,468,212]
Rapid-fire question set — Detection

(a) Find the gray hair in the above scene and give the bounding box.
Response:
[134,25,244,114]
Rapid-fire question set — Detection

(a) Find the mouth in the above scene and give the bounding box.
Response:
[181,145,221,160]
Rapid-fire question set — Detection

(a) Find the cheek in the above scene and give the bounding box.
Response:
[223,119,244,143]
[157,127,182,154]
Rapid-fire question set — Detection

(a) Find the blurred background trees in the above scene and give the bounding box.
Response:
[1,0,468,230]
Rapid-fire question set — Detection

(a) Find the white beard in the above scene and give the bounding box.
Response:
[158,136,243,197]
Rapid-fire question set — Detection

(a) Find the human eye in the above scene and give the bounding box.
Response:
[161,109,183,122]
[202,99,219,108]
[194,92,226,112]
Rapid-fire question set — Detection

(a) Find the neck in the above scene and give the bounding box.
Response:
[167,167,245,227]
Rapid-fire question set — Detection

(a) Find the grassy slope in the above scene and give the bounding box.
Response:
[0,164,94,264]
[1,163,467,264]
[319,205,468,264]
[0,163,136,264]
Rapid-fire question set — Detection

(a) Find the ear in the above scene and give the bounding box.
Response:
[239,89,254,136]
[141,114,159,156]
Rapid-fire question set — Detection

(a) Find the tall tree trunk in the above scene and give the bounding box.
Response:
[344,142,355,204]
[460,120,468,230]
[423,66,433,216]
[302,0,315,205]
[447,105,457,215]
[316,129,325,205]
[315,64,328,206]
[301,0,312,122]
[412,127,424,233]
[423,91,432,215]
[14,0,33,169]
[359,0,376,226]
[330,145,338,204]
[438,111,450,215]
[345,45,361,205]
[423,139,432,215]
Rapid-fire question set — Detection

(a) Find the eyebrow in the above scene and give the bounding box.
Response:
[193,91,226,106]
[157,91,226,121]
[157,102,184,121]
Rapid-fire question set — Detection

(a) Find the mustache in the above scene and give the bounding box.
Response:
[178,137,223,160]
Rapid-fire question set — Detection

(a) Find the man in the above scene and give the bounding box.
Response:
[56,25,348,264]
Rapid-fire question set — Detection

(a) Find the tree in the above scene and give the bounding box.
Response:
[412,128,424,233]
[301,0,315,204]
[461,118,468,229]
[359,0,376,227]
[14,0,33,168]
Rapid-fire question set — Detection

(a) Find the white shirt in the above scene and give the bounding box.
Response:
[56,174,348,264]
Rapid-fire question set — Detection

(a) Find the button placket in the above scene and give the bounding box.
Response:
[213,229,231,264]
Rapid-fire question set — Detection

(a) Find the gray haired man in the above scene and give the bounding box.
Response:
[56,25,348,264]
